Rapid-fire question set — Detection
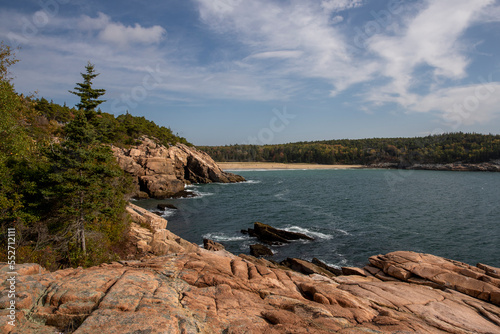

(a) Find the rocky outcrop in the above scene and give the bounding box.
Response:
[246,222,314,244]
[112,137,245,198]
[126,203,198,257]
[3,248,500,333]
[366,251,500,306]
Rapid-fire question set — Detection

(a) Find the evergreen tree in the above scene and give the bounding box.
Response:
[69,61,106,120]
[43,111,132,263]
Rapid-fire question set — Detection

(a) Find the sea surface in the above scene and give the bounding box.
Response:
[136,169,500,268]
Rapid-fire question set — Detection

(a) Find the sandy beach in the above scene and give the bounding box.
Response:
[218,162,364,170]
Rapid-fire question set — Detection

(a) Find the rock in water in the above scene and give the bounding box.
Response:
[249,222,314,244]
[250,244,274,257]
[157,203,178,210]
[112,137,245,198]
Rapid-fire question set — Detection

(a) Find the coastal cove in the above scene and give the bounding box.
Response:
[136,168,500,268]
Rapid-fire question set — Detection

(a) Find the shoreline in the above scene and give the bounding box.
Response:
[217,162,364,170]
[218,161,500,172]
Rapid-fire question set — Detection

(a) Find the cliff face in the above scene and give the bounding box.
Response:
[111,137,245,198]
[2,206,500,334]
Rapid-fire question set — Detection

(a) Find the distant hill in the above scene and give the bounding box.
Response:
[199,133,500,166]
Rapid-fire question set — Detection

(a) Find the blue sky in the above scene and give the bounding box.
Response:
[1,0,500,145]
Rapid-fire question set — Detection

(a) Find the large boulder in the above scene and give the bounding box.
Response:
[247,222,314,244]
[112,137,245,199]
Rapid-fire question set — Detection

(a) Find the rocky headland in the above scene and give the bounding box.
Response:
[111,137,245,199]
[2,205,500,334]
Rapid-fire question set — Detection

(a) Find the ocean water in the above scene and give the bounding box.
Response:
[136,169,500,268]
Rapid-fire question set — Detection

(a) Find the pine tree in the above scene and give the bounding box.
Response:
[69,62,106,120]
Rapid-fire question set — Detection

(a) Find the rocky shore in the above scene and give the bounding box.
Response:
[369,161,500,172]
[112,137,245,199]
[2,205,499,334]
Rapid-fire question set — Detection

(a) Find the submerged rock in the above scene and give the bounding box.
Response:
[157,203,178,210]
[112,137,245,198]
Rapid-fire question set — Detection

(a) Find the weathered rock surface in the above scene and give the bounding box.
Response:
[281,258,337,278]
[249,244,274,257]
[112,137,245,198]
[246,222,314,244]
[3,203,500,334]
[126,203,198,257]
[203,239,225,252]
[3,244,500,333]
[367,251,500,306]
[312,257,343,276]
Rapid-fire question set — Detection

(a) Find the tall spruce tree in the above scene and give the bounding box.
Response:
[69,61,106,120]
[44,111,131,263]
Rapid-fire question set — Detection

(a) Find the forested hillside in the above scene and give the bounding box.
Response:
[199,133,500,166]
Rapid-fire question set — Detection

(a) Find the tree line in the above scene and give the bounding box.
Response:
[0,44,189,269]
[199,133,500,166]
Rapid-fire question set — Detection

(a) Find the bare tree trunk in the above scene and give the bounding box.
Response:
[78,184,86,257]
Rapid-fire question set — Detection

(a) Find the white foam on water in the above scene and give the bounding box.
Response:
[161,209,176,218]
[283,226,334,240]
[274,189,290,200]
[335,229,350,236]
[203,232,250,242]
[191,190,215,198]
[243,180,261,184]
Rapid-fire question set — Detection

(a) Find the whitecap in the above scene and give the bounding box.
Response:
[160,209,176,218]
[202,232,250,242]
[335,229,350,236]
[243,180,261,184]
[274,189,290,200]
[283,226,334,240]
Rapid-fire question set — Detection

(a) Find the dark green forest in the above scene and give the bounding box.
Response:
[0,44,189,269]
[199,133,500,166]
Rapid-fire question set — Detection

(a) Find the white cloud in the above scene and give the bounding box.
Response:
[330,15,344,24]
[78,12,166,48]
[245,50,304,60]
[195,0,378,95]
[368,0,493,92]
[412,82,500,127]
[321,0,363,13]
[363,0,500,125]
[78,12,110,30]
